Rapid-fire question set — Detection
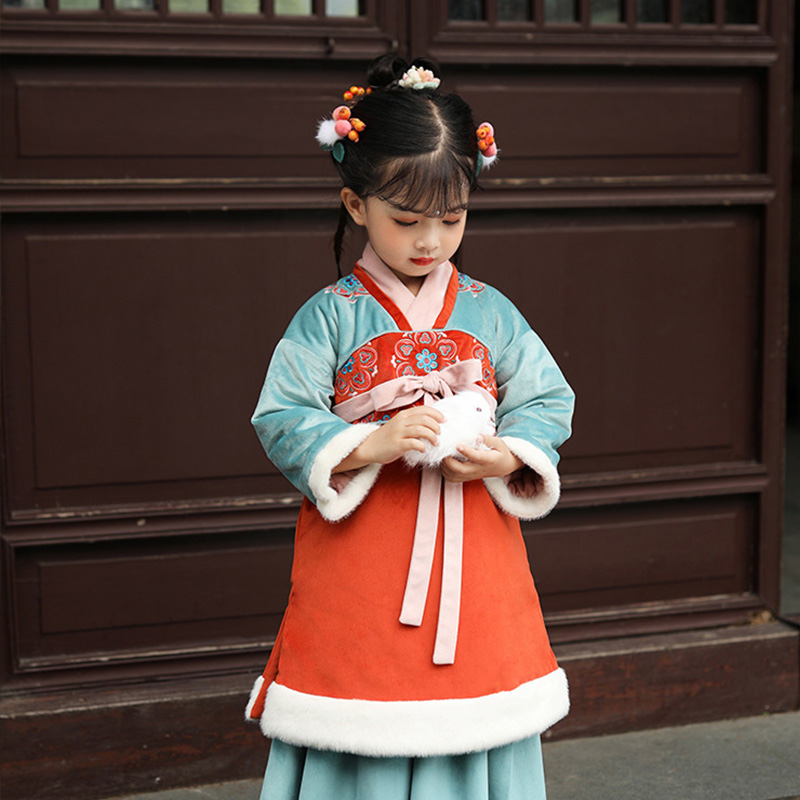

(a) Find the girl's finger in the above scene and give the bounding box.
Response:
[441,456,471,474]
[441,459,479,483]
[457,445,495,463]
[405,439,428,453]
[400,406,444,421]
[405,425,439,443]
[395,418,439,436]
[410,419,441,435]
[412,414,443,432]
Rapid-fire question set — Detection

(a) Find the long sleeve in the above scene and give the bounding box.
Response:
[482,291,574,520]
[251,293,381,521]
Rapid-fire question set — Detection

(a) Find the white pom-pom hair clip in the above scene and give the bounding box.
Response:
[316,118,341,149]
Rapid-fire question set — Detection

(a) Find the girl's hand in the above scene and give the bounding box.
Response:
[440,435,524,484]
[333,407,444,473]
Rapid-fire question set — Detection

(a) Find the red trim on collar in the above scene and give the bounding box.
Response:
[433,265,459,329]
[353,264,413,331]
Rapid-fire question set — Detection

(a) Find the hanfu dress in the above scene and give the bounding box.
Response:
[247,244,574,799]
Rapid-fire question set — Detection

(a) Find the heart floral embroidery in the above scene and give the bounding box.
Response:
[333,331,497,410]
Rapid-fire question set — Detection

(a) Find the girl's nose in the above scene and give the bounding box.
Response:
[415,226,438,252]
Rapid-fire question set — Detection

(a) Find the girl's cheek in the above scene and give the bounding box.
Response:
[394,226,414,244]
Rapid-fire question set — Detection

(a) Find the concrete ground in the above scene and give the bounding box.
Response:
[108,710,800,800]
[543,711,800,800]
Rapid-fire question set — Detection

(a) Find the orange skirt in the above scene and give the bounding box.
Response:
[246,461,568,757]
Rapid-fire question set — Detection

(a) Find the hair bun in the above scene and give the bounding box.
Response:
[366,54,442,89]
[367,55,408,88]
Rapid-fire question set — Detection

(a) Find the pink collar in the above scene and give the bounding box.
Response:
[357,243,454,331]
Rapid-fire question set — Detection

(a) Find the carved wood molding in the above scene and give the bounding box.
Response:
[0,176,777,213]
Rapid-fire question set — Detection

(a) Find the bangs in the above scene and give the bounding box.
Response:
[370,151,476,216]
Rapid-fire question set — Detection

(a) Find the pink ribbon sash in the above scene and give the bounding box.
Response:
[332,357,495,665]
[399,472,464,664]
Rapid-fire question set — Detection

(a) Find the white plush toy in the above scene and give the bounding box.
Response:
[403,390,495,469]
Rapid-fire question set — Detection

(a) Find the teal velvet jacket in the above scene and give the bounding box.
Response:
[252,264,574,523]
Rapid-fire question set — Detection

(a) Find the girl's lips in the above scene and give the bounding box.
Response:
[411,257,435,266]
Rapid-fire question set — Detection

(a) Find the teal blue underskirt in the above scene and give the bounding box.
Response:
[259,735,547,800]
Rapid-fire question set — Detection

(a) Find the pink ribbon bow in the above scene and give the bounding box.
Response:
[333,357,495,665]
[333,359,487,423]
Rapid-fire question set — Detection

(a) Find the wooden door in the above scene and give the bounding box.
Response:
[1,1,797,797]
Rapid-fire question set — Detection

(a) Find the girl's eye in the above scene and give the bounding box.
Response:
[443,219,462,226]
[394,219,417,227]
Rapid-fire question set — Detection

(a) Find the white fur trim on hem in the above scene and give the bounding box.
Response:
[483,436,560,520]
[256,668,569,757]
[245,675,265,721]
[308,423,382,522]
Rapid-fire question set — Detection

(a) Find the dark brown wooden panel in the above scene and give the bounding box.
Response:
[23,228,280,489]
[2,206,759,516]
[464,206,761,474]
[2,57,373,180]
[1,60,763,182]
[12,529,293,670]
[17,77,311,158]
[8,494,753,673]
[39,546,289,634]
[2,211,365,516]
[526,495,754,615]
[453,67,762,178]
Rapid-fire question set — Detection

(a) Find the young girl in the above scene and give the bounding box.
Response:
[247,55,574,800]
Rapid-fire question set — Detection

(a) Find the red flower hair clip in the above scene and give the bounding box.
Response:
[316,86,371,162]
[476,121,498,171]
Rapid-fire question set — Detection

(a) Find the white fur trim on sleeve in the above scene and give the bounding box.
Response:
[245,675,265,721]
[308,423,382,522]
[257,668,568,757]
[483,436,560,520]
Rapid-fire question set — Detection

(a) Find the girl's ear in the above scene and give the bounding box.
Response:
[340,188,368,226]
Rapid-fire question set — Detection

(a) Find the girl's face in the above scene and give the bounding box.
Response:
[341,188,467,294]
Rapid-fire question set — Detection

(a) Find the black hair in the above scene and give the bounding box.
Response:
[329,54,480,276]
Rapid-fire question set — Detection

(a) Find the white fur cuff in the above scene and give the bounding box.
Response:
[483,436,560,520]
[308,423,382,522]
[258,668,569,757]
[245,675,265,721]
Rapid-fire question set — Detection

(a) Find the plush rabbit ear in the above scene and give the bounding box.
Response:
[316,118,340,149]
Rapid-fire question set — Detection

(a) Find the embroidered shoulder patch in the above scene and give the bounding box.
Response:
[457,273,485,297]
[324,274,370,303]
